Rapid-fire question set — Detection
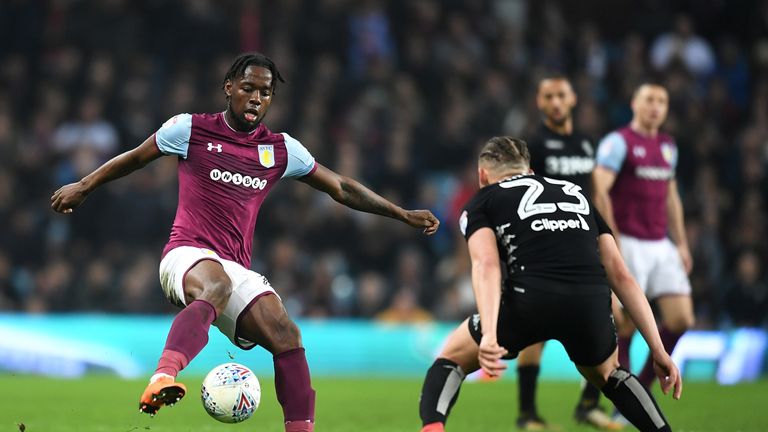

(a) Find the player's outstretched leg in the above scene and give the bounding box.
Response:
[139,298,218,414]
[578,350,671,432]
[141,260,230,415]
[139,376,188,417]
[420,358,467,431]
[239,294,316,432]
[515,342,549,430]
[419,318,479,432]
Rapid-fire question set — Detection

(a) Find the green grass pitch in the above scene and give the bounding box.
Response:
[1,374,766,431]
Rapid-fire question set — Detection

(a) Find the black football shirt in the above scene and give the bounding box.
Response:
[460,173,611,294]
[528,123,595,193]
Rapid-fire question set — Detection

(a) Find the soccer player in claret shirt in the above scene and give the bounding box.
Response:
[592,83,694,419]
[418,137,681,432]
[518,76,622,430]
[51,53,439,432]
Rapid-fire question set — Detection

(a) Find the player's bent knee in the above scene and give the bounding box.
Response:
[578,364,612,389]
[440,348,479,372]
[269,316,302,352]
[202,276,233,305]
[582,370,608,389]
[437,319,480,369]
[184,268,233,312]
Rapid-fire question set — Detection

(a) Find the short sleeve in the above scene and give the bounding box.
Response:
[593,205,613,236]
[460,193,492,240]
[281,133,317,179]
[155,114,192,158]
[595,131,627,172]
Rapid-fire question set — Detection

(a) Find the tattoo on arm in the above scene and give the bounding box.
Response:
[337,177,403,221]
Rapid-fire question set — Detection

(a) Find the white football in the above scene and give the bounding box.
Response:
[201,362,261,423]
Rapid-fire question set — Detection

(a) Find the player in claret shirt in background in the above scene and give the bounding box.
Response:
[418,136,681,432]
[51,52,439,432]
[516,76,622,431]
[592,83,695,417]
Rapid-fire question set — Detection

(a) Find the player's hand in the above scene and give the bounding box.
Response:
[677,244,693,274]
[478,334,508,377]
[403,209,440,235]
[651,350,682,400]
[51,182,89,214]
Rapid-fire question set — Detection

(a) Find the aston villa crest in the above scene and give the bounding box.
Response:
[660,143,674,164]
[258,145,275,168]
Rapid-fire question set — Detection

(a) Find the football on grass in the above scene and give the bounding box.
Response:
[201,362,261,423]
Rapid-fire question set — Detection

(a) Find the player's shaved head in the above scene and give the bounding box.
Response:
[479,136,530,173]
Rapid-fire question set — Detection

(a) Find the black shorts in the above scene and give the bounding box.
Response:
[467,287,617,367]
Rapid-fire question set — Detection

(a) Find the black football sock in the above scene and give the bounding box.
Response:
[419,358,466,426]
[517,365,540,418]
[601,368,671,432]
[576,380,602,411]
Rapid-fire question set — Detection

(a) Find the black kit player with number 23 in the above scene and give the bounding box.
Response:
[418,136,682,432]
[516,76,624,430]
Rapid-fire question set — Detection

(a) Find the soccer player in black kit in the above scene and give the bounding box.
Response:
[517,77,622,430]
[528,76,595,194]
[418,137,681,432]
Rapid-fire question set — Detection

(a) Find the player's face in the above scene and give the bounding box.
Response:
[225,65,274,130]
[537,79,576,126]
[632,85,669,130]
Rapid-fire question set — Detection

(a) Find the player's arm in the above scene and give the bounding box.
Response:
[666,179,692,273]
[599,233,683,399]
[466,227,508,377]
[51,135,164,213]
[592,131,627,237]
[299,163,439,235]
[592,166,620,235]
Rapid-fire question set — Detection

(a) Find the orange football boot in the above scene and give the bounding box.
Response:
[138,375,187,417]
[421,422,445,432]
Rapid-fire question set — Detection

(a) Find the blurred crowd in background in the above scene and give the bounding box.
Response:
[0,0,766,328]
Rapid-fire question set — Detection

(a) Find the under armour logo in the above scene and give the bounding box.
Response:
[633,146,646,158]
[207,143,222,152]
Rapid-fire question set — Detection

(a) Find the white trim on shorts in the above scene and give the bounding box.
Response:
[159,246,279,349]
[618,235,691,300]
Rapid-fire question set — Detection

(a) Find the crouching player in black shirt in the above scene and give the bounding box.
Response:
[519,75,622,430]
[418,137,682,432]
